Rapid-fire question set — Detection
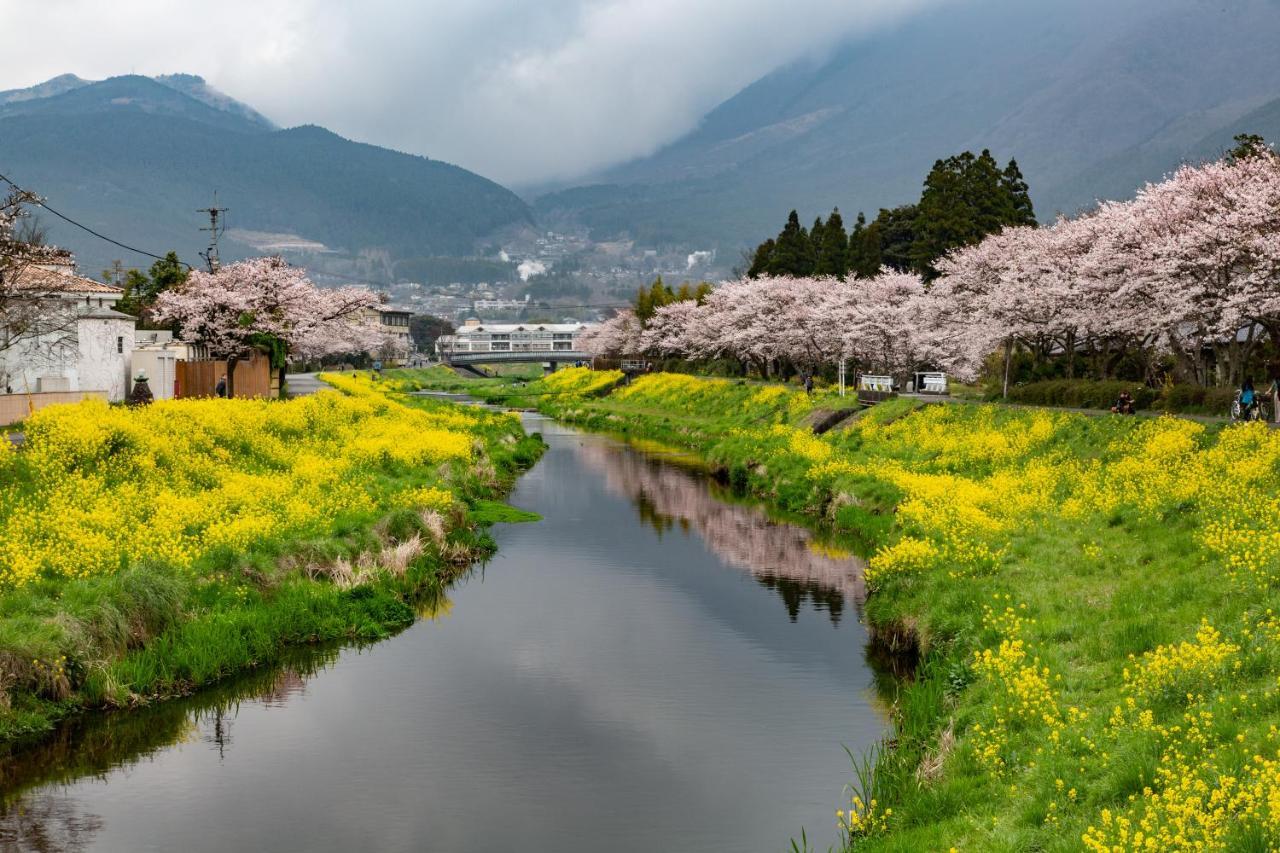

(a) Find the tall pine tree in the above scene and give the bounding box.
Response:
[874,205,919,274]
[1001,158,1036,226]
[813,207,848,277]
[766,210,815,276]
[910,149,1036,279]
[845,212,879,278]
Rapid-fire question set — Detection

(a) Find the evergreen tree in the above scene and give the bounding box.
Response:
[874,205,919,274]
[118,251,189,326]
[636,276,676,321]
[1228,132,1270,162]
[747,238,776,278]
[845,211,881,279]
[635,284,653,321]
[813,207,848,277]
[408,314,454,353]
[1001,158,1036,225]
[767,210,815,276]
[910,149,1036,278]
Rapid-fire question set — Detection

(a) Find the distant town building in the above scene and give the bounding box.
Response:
[472,295,530,313]
[436,320,591,356]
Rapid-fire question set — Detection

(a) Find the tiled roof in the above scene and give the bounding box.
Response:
[11,266,125,295]
[456,323,586,335]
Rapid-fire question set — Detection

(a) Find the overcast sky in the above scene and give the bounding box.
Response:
[2,0,949,186]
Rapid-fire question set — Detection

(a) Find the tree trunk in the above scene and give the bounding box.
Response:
[1002,338,1013,399]
[226,357,239,399]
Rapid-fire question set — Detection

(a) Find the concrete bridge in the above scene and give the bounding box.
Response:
[442,351,592,369]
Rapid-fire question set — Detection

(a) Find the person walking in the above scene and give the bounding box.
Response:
[215,374,227,398]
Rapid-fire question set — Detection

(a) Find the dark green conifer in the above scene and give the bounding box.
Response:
[813,207,848,278]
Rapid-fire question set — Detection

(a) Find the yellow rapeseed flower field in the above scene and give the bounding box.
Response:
[545,375,1280,850]
[0,375,502,588]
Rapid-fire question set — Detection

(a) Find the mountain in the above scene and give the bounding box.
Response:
[151,74,276,130]
[0,74,90,105]
[538,0,1280,254]
[0,75,275,135]
[0,75,532,277]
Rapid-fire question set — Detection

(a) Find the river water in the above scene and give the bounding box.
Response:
[1,416,886,852]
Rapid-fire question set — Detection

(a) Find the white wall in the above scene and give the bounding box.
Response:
[131,346,184,400]
[0,309,80,395]
[77,316,134,401]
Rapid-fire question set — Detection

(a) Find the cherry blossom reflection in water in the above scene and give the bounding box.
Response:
[577,438,866,620]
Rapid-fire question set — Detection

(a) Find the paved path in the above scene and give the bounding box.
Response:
[285,373,327,397]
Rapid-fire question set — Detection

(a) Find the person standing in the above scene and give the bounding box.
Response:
[1269,373,1280,424]
[215,374,227,398]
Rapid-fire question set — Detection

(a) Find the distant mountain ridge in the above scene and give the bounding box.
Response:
[0,74,532,277]
[539,0,1280,253]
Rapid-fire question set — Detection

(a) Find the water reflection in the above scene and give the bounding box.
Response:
[0,646,343,851]
[1,421,884,853]
[0,792,103,853]
[577,441,865,622]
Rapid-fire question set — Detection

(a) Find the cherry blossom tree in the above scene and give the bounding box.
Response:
[153,257,384,392]
[578,308,644,357]
[835,270,945,380]
[591,145,1280,391]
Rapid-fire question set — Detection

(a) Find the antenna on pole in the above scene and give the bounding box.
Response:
[197,192,228,273]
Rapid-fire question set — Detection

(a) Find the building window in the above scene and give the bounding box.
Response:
[117,336,123,354]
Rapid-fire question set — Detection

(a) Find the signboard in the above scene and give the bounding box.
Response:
[859,375,894,392]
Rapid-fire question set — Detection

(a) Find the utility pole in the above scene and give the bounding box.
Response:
[197,192,228,273]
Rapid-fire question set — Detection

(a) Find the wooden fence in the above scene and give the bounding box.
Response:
[176,352,275,399]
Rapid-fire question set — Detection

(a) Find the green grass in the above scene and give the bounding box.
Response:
[534,371,1280,850]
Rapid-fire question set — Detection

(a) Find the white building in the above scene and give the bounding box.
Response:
[0,261,135,401]
[472,295,530,313]
[132,330,208,400]
[436,320,591,356]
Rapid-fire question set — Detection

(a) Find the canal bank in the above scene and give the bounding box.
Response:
[514,369,1280,851]
[2,411,886,852]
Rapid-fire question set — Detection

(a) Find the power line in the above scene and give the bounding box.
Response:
[197,192,228,273]
[0,171,195,271]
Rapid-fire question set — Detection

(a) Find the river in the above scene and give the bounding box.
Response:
[0,415,887,852]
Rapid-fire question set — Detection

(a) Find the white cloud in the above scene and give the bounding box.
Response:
[0,0,950,185]
[517,259,547,281]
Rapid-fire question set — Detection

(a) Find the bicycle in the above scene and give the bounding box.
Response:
[1230,392,1269,423]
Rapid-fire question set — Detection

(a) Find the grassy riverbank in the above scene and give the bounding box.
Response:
[0,375,543,744]
[409,367,1280,850]
[384,364,624,408]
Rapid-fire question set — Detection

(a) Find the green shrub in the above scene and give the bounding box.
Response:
[993,379,1239,415]
[998,379,1157,410]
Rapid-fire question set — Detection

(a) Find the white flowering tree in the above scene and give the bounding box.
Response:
[153,256,384,394]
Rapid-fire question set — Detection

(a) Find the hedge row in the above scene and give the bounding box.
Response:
[991,379,1239,415]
